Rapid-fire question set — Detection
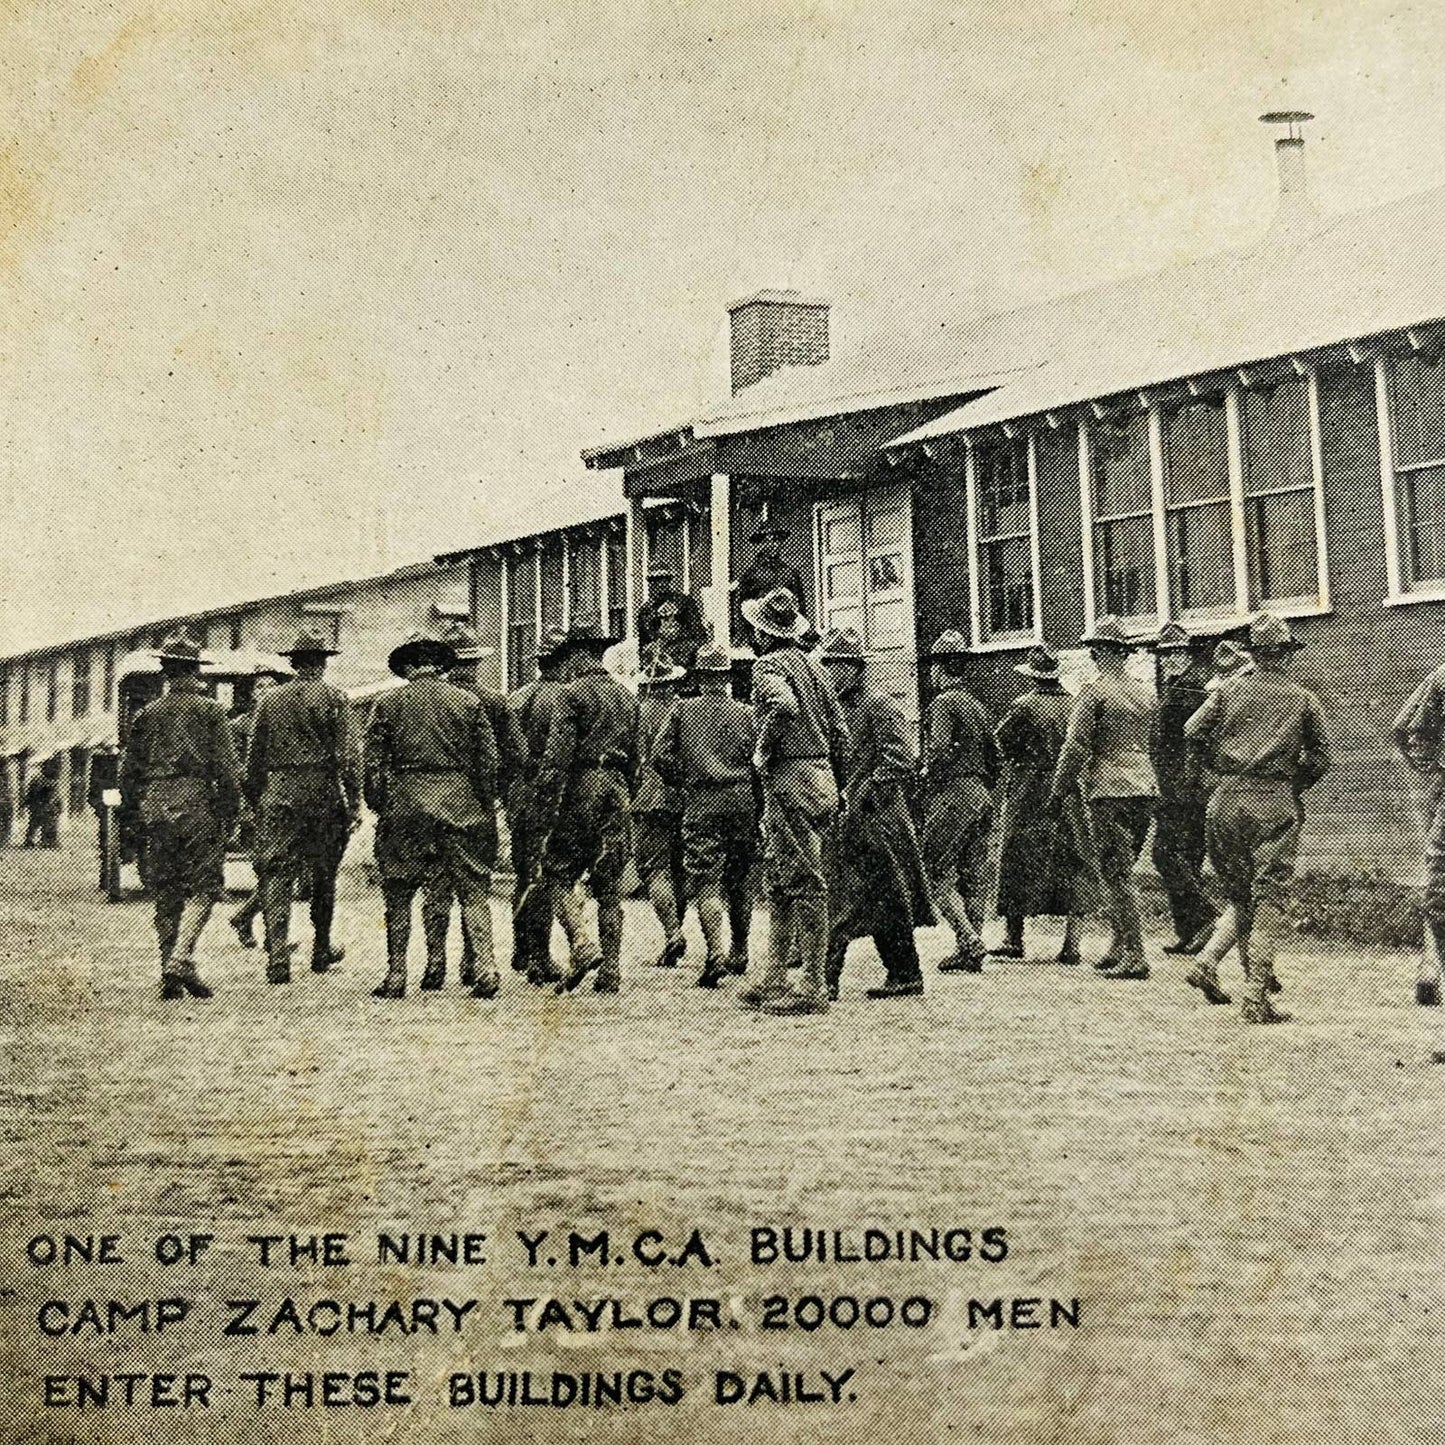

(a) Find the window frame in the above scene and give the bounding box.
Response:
[964,429,1044,652]
[1377,353,1445,606]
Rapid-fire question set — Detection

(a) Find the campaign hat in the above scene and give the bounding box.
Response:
[280,629,339,659]
[388,629,457,677]
[1082,616,1138,651]
[818,626,866,663]
[692,643,733,673]
[740,587,810,640]
[929,629,971,658]
[1015,645,1061,680]
[155,632,203,665]
[1248,612,1305,654]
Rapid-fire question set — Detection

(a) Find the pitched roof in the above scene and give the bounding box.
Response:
[437,469,625,560]
[889,182,1445,446]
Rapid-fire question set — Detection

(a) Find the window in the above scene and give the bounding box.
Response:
[0,672,7,728]
[1163,399,1234,615]
[1088,415,1156,619]
[969,434,1038,643]
[540,540,565,634]
[1242,379,1320,604]
[1383,354,1445,595]
[605,530,628,642]
[506,551,538,689]
[45,661,58,722]
[229,617,243,650]
[19,667,30,724]
[72,650,91,719]
[103,645,117,712]
[569,536,600,625]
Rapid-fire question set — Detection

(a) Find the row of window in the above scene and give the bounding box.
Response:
[964,355,1445,647]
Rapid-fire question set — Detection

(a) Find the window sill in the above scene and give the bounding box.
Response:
[1384,588,1445,609]
[969,633,1043,655]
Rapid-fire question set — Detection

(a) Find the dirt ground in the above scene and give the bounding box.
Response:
[3,840,1445,1445]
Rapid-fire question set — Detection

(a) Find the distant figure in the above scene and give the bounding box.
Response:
[636,566,707,672]
[87,742,121,889]
[1393,654,1445,1007]
[119,633,241,1000]
[23,756,62,848]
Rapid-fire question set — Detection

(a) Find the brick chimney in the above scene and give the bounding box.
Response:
[726,289,830,394]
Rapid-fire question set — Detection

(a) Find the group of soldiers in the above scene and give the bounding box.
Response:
[115,566,1349,1025]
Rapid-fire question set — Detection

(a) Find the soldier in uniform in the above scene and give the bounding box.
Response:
[23,756,62,848]
[633,649,689,969]
[365,630,501,1000]
[541,619,640,995]
[737,587,845,1016]
[636,566,707,673]
[508,627,569,984]
[735,524,808,616]
[1184,613,1330,1023]
[1150,622,1219,955]
[818,627,933,1000]
[1393,656,1445,1006]
[420,622,527,991]
[87,742,121,889]
[245,632,360,984]
[119,633,241,999]
[1049,617,1158,980]
[227,668,288,948]
[652,642,759,988]
[991,646,1100,964]
[921,631,999,974]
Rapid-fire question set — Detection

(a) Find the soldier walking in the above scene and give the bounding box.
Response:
[633,650,689,969]
[538,619,639,995]
[1150,623,1220,956]
[245,632,359,984]
[227,668,288,949]
[652,642,759,989]
[420,622,527,991]
[119,633,241,999]
[1393,656,1445,1006]
[737,587,845,1016]
[1049,617,1158,980]
[366,630,501,1000]
[508,628,569,985]
[991,646,1100,964]
[1183,614,1330,1023]
[920,631,998,975]
[818,628,933,1000]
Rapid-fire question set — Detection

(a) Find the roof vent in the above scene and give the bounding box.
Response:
[1260,110,1320,238]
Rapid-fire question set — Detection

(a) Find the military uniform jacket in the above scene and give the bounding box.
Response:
[120,678,241,820]
[364,673,498,828]
[634,693,682,814]
[1155,666,1211,799]
[1053,673,1159,801]
[511,676,566,776]
[653,692,758,819]
[752,646,846,776]
[245,677,360,817]
[456,676,526,795]
[1394,664,1445,807]
[1184,670,1330,790]
[925,685,999,792]
[538,662,640,796]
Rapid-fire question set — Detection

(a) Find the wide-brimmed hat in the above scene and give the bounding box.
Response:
[1082,616,1138,651]
[1015,645,1061,681]
[537,627,571,665]
[929,629,971,658]
[692,643,733,673]
[1153,621,1193,654]
[439,621,485,662]
[388,629,457,676]
[155,632,203,665]
[1213,639,1249,673]
[280,628,339,659]
[818,626,866,663]
[750,525,790,544]
[740,587,810,640]
[1249,612,1305,654]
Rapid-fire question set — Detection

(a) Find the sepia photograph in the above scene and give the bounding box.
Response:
[3,1,1445,1440]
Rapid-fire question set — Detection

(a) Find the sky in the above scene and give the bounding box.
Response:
[2,0,1443,653]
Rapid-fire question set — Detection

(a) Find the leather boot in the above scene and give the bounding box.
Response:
[373,887,413,998]
[1417,918,1445,1007]
[554,883,603,993]
[461,890,499,995]
[595,898,624,993]
[761,893,829,1014]
[261,873,294,984]
[741,895,794,1007]
[1240,902,1291,1023]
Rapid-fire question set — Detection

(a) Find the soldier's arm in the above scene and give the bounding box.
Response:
[1392,673,1443,771]
[978,700,1001,787]
[750,661,797,765]
[493,698,528,793]
[1049,687,1096,802]
[362,702,388,813]
[243,697,268,805]
[336,693,363,821]
[651,702,682,788]
[212,708,242,823]
[469,698,500,804]
[119,713,146,804]
[1296,695,1332,792]
[536,687,579,803]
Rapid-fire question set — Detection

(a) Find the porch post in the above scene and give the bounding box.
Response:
[707,472,732,649]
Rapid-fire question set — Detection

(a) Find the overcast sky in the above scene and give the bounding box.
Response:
[1,0,1441,653]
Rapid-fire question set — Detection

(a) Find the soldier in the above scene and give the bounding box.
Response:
[87,742,121,889]
[1393,657,1445,1006]
[119,633,241,999]
[637,566,707,672]
[921,631,999,975]
[735,523,808,617]
[633,649,689,969]
[227,668,288,948]
[818,627,933,1000]
[245,632,359,984]
[1049,616,1158,980]
[737,587,845,1016]
[23,756,61,848]
[508,627,570,984]
[366,630,501,1000]
[991,646,1100,964]
[540,619,639,995]
[420,622,527,992]
[652,642,759,989]
[1150,623,1219,956]
[1184,613,1330,1023]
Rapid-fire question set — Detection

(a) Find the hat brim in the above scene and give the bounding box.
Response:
[820,651,866,665]
[1015,662,1061,680]
[639,664,688,685]
[389,640,457,676]
[156,650,202,665]
[750,528,790,543]
[740,596,810,639]
[281,646,339,659]
[1083,635,1138,651]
